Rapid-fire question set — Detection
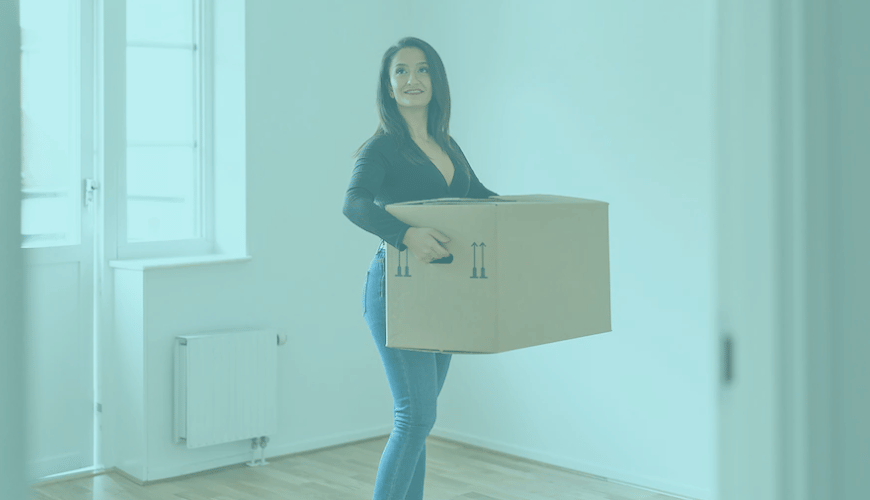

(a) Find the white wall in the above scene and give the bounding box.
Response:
[406,1,716,498]
[106,0,716,496]
[106,0,420,481]
[241,0,409,447]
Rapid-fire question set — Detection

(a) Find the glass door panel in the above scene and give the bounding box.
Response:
[20,0,81,248]
[19,0,95,482]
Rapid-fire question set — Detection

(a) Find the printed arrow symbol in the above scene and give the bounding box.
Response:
[396,249,403,277]
[470,242,479,279]
[479,242,487,279]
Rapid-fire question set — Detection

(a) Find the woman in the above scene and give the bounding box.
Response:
[343,37,498,499]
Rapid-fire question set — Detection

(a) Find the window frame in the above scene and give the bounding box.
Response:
[114,0,216,260]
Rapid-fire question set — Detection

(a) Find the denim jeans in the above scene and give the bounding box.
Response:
[362,243,452,500]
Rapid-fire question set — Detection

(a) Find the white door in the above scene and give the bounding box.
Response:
[20,0,97,480]
[715,1,782,499]
[714,1,857,499]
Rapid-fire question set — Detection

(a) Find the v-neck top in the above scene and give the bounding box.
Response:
[343,133,498,252]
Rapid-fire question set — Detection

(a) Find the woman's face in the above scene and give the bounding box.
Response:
[388,47,432,109]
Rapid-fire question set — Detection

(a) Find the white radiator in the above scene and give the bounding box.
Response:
[174,329,278,449]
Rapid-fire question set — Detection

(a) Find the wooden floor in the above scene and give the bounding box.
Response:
[30,436,690,500]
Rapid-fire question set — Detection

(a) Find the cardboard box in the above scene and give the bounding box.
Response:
[384,195,611,353]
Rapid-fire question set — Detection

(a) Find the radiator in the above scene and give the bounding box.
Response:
[174,329,278,449]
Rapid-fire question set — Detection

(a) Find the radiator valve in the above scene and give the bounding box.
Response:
[246,436,270,467]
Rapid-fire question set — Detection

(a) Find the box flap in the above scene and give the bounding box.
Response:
[492,194,608,205]
[393,197,510,206]
[389,195,608,207]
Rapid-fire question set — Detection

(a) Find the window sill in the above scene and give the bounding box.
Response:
[109,254,252,271]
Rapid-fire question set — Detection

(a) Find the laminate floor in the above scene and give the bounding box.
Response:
[30,436,691,500]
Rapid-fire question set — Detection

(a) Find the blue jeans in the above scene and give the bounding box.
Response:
[362,244,452,500]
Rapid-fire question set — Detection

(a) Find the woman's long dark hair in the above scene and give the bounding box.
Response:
[352,37,469,178]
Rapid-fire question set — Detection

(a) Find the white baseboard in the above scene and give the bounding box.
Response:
[145,426,392,483]
[25,452,92,484]
[29,465,109,487]
[431,427,710,500]
[265,426,392,460]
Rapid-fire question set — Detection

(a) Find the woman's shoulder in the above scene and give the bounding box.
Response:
[361,133,399,153]
[354,133,393,164]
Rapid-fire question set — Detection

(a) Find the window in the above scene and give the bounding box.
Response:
[121,0,214,257]
[126,0,207,245]
[17,0,246,482]
[19,0,82,248]
[20,0,246,259]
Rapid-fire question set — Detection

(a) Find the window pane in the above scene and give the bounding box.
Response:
[125,0,203,246]
[127,47,195,144]
[127,0,193,45]
[21,196,75,246]
[127,146,198,242]
[19,0,81,248]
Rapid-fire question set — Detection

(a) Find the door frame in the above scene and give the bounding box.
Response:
[19,0,99,480]
[1,0,27,497]
[716,0,837,498]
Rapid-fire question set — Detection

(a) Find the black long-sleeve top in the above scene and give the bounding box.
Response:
[343,133,498,252]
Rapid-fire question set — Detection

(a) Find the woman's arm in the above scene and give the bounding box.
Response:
[344,185,455,262]
[342,187,412,251]
[343,143,413,250]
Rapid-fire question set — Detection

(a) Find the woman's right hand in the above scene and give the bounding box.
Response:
[402,227,451,263]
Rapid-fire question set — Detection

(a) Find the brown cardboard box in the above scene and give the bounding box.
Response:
[384,195,611,353]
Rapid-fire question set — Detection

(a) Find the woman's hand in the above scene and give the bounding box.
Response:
[402,227,451,263]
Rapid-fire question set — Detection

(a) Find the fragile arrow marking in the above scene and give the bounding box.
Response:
[470,242,480,279]
[479,242,487,279]
[396,249,403,277]
[395,249,412,277]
